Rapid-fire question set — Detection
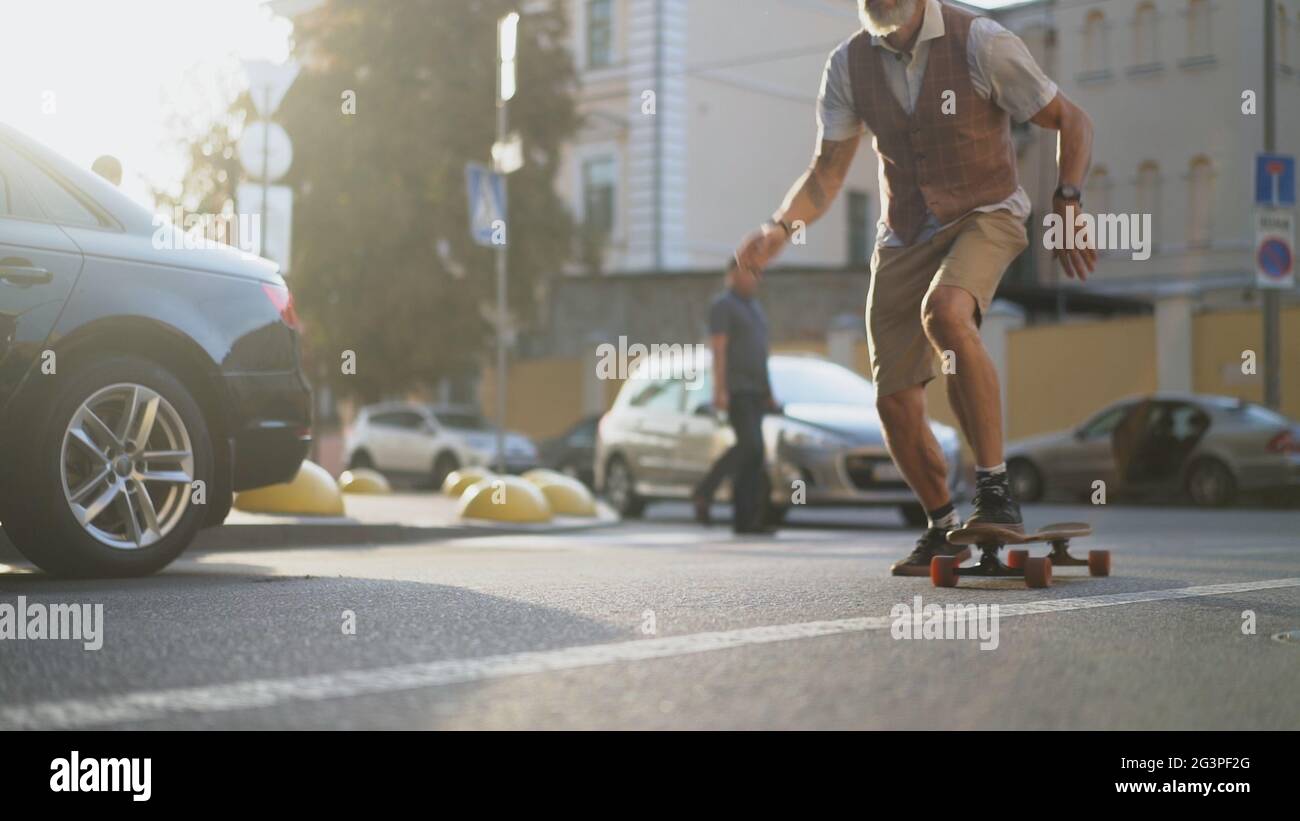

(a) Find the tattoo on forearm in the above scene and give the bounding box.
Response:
[805,140,853,211]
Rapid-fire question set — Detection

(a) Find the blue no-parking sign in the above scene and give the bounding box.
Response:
[465,163,506,247]
[1255,208,1295,289]
[1256,154,1296,207]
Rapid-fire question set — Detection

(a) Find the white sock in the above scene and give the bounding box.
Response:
[931,509,961,529]
[975,462,1007,477]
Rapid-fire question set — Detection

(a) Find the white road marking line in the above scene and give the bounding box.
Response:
[2,577,1297,730]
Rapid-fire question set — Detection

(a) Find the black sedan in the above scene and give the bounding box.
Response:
[0,124,311,576]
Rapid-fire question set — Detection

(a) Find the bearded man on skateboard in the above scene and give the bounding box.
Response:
[733,0,1095,575]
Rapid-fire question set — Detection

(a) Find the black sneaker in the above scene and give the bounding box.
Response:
[964,472,1024,533]
[890,527,971,577]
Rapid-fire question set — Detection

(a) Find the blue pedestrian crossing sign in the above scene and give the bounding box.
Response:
[465,163,506,247]
[1255,154,1295,207]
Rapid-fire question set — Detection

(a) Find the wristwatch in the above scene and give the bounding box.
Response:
[1054,184,1083,205]
[764,218,793,237]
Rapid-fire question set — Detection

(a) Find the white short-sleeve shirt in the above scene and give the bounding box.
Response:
[817,0,1058,247]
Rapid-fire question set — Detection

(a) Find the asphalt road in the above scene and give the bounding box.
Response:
[1,502,1298,730]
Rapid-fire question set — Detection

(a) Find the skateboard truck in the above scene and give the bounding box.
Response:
[931,542,1052,589]
[932,522,1105,589]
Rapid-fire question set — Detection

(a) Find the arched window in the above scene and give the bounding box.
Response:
[1084,10,1110,74]
[1187,156,1214,248]
[1134,2,1159,65]
[1187,0,1213,59]
[1135,161,1162,249]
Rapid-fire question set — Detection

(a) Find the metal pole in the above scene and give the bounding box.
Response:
[495,225,507,473]
[494,32,509,473]
[1263,0,1282,409]
[260,87,270,259]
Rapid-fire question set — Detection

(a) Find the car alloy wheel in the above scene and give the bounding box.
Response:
[59,383,195,550]
[1186,459,1234,507]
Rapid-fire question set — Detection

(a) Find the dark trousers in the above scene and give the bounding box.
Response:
[694,391,767,531]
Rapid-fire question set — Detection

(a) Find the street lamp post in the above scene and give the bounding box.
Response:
[493,11,519,473]
[1263,0,1282,409]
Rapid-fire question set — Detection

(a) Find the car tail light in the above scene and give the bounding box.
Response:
[261,283,301,331]
[1266,429,1299,454]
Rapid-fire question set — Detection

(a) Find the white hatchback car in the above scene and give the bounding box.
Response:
[345,403,539,487]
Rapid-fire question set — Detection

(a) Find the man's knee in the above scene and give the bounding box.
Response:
[876,386,923,427]
[921,286,977,345]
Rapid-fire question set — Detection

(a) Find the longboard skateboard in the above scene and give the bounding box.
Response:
[931,522,1108,589]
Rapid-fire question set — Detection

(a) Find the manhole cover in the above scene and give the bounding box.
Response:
[1271,630,1300,644]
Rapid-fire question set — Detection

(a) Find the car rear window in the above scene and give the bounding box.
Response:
[0,142,102,228]
[1240,403,1291,426]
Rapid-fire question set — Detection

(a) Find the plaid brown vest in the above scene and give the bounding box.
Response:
[847,2,1018,245]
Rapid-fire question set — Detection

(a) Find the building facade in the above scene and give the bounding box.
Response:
[997,0,1300,297]
[557,0,882,273]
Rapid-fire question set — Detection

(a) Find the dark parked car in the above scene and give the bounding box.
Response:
[0,124,311,576]
[539,415,599,488]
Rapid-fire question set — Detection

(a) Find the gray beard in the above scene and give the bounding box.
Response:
[861,0,920,37]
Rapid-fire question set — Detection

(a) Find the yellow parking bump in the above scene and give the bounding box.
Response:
[457,475,553,523]
[442,467,495,498]
[234,461,346,516]
[338,468,391,495]
[523,470,598,517]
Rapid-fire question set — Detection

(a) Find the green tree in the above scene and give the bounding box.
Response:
[278,0,579,402]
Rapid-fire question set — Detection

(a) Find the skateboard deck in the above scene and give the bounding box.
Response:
[932,522,1108,589]
[946,521,1092,546]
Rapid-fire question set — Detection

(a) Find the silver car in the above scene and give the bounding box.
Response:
[1005,393,1300,507]
[594,353,964,525]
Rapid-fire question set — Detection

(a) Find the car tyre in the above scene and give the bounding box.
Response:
[6,355,214,577]
[431,451,460,489]
[604,456,645,518]
[1007,458,1044,503]
[1185,458,1236,508]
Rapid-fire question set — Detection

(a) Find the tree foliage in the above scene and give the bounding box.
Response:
[171,0,579,402]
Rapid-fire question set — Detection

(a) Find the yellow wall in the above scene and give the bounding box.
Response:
[1192,307,1300,420]
[1005,317,1158,440]
[486,309,1297,445]
[480,358,587,441]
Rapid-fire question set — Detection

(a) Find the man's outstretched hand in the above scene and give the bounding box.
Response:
[1053,196,1097,281]
[734,221,789,276]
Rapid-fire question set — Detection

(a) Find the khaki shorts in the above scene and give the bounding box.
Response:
[865,209,1029,398]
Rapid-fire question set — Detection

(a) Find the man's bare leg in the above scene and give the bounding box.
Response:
[875,385,950,511]
[921,286,1002,466]
[877,384,972,575]
[921,284,1022,529]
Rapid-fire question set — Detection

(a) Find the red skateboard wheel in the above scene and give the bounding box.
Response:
[1024,557,1052,588]
[1087,550,1111,577]
[931,555,958,588]
[1006,549,1029,569]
